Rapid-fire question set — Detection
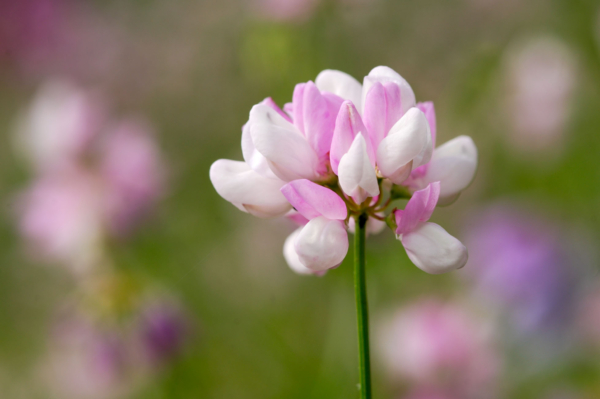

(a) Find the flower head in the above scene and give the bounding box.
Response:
[210,67,477,275]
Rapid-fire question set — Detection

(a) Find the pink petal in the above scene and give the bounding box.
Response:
[285,210,309,226]
[362,82,402,151]
[292,83,306,134]
[280,179,347,220]
[383,82,403,133]
[417,101,436,148]
[395,182,440,235]
[283,102,294,119]
[330,101,373,174]
[262,97,292,123]
[302,81,340,158]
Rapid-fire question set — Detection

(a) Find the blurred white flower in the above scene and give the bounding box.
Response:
[14,80,103,171]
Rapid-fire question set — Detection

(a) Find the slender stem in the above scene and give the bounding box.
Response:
[354,213,371,399]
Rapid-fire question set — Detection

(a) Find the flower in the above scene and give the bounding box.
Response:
[378,299,500,398]
[40,313,132,399]
[136,301,189,366]
[281,179,349,272]
[14,80,103,172]
[210,66,476,275]
[393,182,468,274]
[15,80,166,271]
[503,37,577,154]
[463,205,578,335]
[403,103,478,205]
[18,168,104,273]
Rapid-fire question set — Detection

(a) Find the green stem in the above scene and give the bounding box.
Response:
[354,213,371,399]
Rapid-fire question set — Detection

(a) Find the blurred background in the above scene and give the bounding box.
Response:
[1,0,600,398]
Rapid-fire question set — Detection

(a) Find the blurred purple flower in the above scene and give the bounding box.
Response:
[378,299,499,398]
[503,37,577,154]
[137,301,189,366]
[463,205,577,335]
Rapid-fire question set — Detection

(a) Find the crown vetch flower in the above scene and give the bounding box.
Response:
[210,66,477,275]
[394,182,468,274]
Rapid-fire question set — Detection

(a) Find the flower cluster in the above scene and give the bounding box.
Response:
[15,80,165,273]
[12,81,190,398]
[210,66,477,275]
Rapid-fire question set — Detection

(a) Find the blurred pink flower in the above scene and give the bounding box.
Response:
[504,37,577,153]
[18,169,104,273]
[41,314,133,399]
[252,0,320,22]
[15,81,166,270]
[404,390,457,399]
[100,119,165,235]
[576,285,600,351]
[378,299,499,398]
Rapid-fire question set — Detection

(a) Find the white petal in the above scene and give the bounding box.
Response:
[249,104,320,181]
[361,66,416,115]
[376,108,429,184]
[423,136,477,204]
[400,222,468,274]
[283,229,324,276]
[295,217,348,272]
[241,123,276,178]
[338,134,379,204]
[209,159,291,218]
[315,69,363,109]
[411,119,433,168]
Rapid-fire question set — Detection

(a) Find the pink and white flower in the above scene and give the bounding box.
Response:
[393,182,468,274]
[281,179,348,272]
[210,67,476,276]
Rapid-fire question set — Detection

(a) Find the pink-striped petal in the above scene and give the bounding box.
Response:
[362,66,416,116]
[330,101,374,174]
[292,83,306,134]
[280,179,347,221]
[302,81,341,158]
[395,181,440,235]
[362,82,403,151]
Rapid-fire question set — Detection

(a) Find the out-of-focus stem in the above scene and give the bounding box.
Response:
[354,213,371,399]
